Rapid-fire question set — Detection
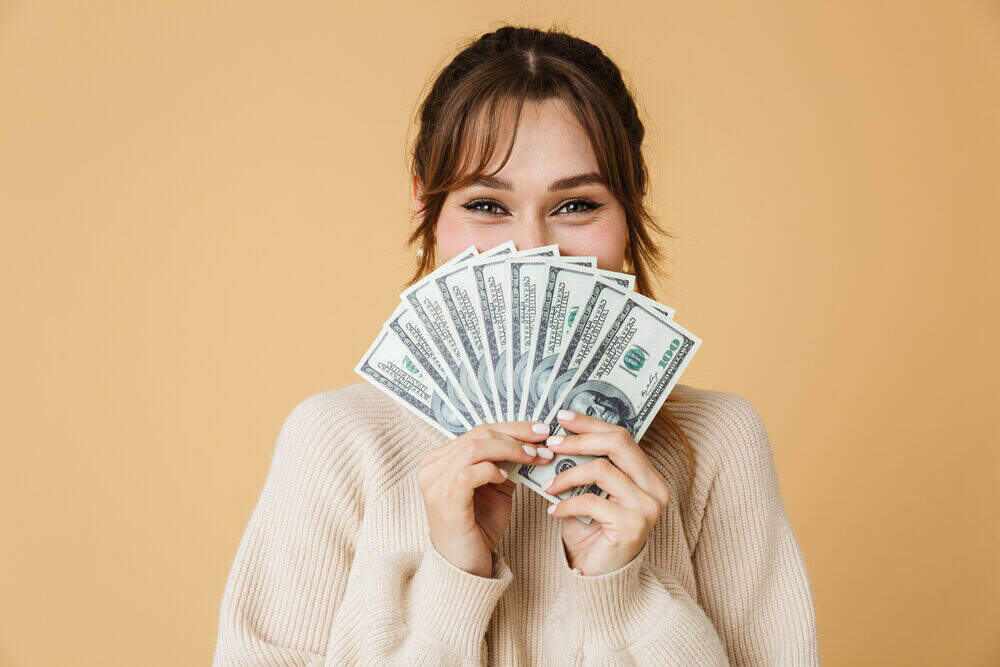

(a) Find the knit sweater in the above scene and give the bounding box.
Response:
[213,382,819,665]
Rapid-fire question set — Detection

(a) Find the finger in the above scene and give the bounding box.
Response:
[548,431,670,506]
[545,430,653,485]
[544,457,653,512]
[554,409,625,434]
[458,436,551,467]
[475,420,553,443]
[547,492,635,536]
[451,461,508,496]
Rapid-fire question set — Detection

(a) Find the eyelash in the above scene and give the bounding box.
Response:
[461,198,602,217]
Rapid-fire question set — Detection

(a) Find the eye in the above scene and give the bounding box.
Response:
[461,199,509,216]
[554,198,602,215]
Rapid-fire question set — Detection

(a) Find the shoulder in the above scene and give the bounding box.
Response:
[279,381,401,443]
[274,382,443,497]
[662,384,780,502]
[666,384,770,466]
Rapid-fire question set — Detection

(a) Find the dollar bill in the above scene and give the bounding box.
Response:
[400,246,492,423]
[510,292,701,504]
[522,259,599,422]
[500,246,559,419]
[552,294,699,440]
[537,277,633,427]
[354,327,472,437]
[594,268,636,291]
[384,303,477,428]
[508,256,596,421]
[432,242,515,422]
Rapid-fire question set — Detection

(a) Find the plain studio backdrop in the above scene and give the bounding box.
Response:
[1,2,997,665]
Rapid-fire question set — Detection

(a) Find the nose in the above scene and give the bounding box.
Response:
[513,215,550,251]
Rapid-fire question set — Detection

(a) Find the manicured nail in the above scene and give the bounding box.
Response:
[537,447,554,460]
[522,445,537,457]
[547,503,557,515]
[546,435,564,447]
[531,422,550,434]
[499,468,508,480]
[557,409,575,421]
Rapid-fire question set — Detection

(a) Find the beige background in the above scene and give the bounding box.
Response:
[2,1,997,664]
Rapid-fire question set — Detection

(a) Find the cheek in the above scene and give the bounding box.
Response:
[434,214,511,265]
[554,221,627,272]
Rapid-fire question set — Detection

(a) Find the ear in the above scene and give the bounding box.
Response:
[410,172,424,214]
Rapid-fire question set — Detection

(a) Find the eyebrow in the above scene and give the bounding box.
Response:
[471,172,606,192]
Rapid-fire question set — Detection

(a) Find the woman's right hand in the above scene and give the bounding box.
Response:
[417,421,554,578]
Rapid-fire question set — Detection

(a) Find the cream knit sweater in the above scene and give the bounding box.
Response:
[213,382,819,665]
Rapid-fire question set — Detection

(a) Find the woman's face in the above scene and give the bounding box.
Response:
[413,98,628,271]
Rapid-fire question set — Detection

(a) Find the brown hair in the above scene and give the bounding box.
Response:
[405,24,696,501]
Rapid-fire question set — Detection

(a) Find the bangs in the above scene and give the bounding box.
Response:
[448,91,527,190]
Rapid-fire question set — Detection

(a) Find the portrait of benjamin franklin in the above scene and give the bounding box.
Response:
[562,380,639,434]
[431,391,466,435]
[527,354,558,405]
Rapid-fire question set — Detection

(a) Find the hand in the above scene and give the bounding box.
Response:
[418,421,553,578]
[543,410,671,576]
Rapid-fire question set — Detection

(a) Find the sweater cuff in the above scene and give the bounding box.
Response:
[560,540,667,648]
[407,538,512,657]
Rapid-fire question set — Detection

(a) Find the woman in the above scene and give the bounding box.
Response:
[214,25,819,665]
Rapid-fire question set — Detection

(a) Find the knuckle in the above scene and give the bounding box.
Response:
[453,467,473,486]
[472,424,495,438]
[593,458,614,475]
[641,496,661,520]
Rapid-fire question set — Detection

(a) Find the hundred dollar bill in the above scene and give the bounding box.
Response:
[511,293,701,504]
[522,259,599,422]
[354,327,472,437]
[536,277,632,426]
[551,293,699,441]
[400,246,492,423]
[384,303,476,428]
[468,244,559,422]
[594,268,636,291]
[497,246,559,419]
[508,256,595,421]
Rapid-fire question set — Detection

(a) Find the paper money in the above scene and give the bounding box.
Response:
[502,248,558,420]
[384,303,477,428]
[537,277,633,427]
[354,327,472,437]
[400,247,492,423]
[355,242,702,515]
[431,242,514,422]
[522,260,599,422]
[511,292,701,502]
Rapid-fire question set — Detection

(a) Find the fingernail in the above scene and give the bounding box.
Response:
[546,435,564,447]
[557,409,575,421]
[537,447,554,460]
[499,468,508,480]
[547,503,557,515]
[531,422,549,434]
[522,445,537,456]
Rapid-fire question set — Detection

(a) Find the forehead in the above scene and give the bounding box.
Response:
[464,97,600,185]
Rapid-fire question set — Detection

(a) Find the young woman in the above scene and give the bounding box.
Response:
[214,26,819,665]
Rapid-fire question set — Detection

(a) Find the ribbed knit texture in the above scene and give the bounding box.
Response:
[213,382,819,665]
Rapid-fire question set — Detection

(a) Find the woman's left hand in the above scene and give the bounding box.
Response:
[543,409,671,576]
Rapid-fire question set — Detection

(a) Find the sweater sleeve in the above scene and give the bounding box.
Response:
[554,395,819,665]
[690,396,820,665]
[212,391,513,666]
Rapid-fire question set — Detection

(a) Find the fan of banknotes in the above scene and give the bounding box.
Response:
[355,241,701,508]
